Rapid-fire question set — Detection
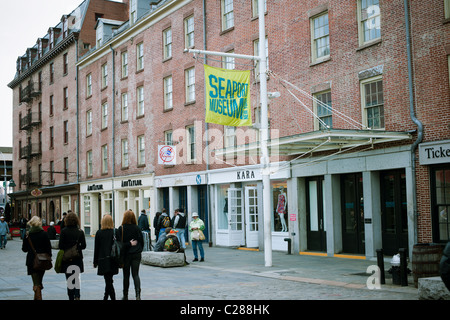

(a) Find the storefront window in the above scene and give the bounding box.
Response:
[434,168,450,242]
[272,180,288,232]
[104,193,112,215]
[217,184,230,230]
[83,195,90,226]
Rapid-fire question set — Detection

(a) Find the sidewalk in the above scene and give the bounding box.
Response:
[0,236,419,300]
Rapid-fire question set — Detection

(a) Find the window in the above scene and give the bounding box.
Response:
[50,95,54,116]
[313,91,332,130]
[130,0,137,24]
[86,110,92,136]
[63,53,68,75]
[224,126,236,147]
[432,166,450,242]
[252,0,267,17]
[184,15,195,48]
[164,76,173,110]
[136,42,144,71]
[165,130,173,145]
[121,51,128,78]
[163,28,172,59]
[222,51,235,70]
[121,139,129,168]
[311,12,330,63]
[185,67,195,103]
[64,120,69,144]
[253,37,269,78]
[50,63,54,83]
[87,150,93,177]
[50,161,54,183]
[102,102,108,129]
[64,157,69,181]
[137,135,145,166]
[50,126,54,149]
[361,77,384,129]
[186,125,196,162]
[86,74,92,97]
[101,144,108,174]
[137,86,144,117]
[101,63,108,88]
[221,0,234,31]
[121,93,128,122]
[358,0,381,46]
[446,0,450,19]
[63,87,68,109]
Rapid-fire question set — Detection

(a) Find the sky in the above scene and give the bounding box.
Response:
[0,0,97,148]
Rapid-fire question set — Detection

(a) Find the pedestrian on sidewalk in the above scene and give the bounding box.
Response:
[59,212,87,300]
[154,227,171,252]
[21,216,52,300]
[172,208,187,249]
[189,212,205,262]
[138,209,151,251]
[94,214,119,300]
[153,211,162,241]
[0,216,9,249]
[117,210,144,300]
[157,209,171,238]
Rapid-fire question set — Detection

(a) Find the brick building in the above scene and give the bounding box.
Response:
[9,0,450,259]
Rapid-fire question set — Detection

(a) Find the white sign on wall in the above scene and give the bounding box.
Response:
[419,140,450,165]
[158,145,176,165]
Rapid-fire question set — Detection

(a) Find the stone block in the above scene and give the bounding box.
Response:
[51,240,59,250]
[418,277,450,300]
[141,251,185,268]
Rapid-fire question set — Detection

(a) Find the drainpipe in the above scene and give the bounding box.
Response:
[110,45,116,223]
[75,38,80,215]
[404,0,423,244]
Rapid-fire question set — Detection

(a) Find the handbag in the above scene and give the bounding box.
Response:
[27,236,52,271]
[199,230,205,241]
[111,228,123,267]
[54,249,64,273]
[62,243,80,261]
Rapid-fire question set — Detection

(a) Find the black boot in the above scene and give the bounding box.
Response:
[135,289,141,300]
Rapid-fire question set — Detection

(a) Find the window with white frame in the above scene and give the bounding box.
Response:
[87,150,93,177]
[358,0,381,46]
[101,63,108,88]
[136,42,144,71]
[361,76,384,129]
[253,37,269,78]
[130,0,137,24]
[186,125,196,162]
[86,74,92,97]
[311,12,330,63]
[137,135,145,166]
[185,67,195,103]
[165,130,173,145]
[121,92,128,122]
[224,126,236,147]
[137,86,144,117]
[313,91,332,130]
[86,110,92,136]
[121,139,129,168]
[184,15,195,48]
[101,144,108,174]
[121,51,128,78]
[252,0,267,18]
[222,0,234,31]
[163,28,172,59]
[164,76,173,110]
[222,51,235,70]
[101,102,108,129]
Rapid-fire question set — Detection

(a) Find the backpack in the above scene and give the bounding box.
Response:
[162,216,171,228]
[164,236,179,252]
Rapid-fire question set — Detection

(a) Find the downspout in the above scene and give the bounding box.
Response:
[110,45,116,223]
[75,37,80,215]
[404,0,423,244]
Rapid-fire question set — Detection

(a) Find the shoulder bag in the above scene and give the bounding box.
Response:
[111,228,124,268]
[27,236,53,271]
[62,230,81,262]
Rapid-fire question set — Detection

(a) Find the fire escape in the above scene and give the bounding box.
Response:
[19,81,42,190]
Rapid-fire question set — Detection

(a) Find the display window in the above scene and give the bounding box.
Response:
[272,180,288,232]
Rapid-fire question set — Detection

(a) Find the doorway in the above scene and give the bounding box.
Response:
[381,169,408,255]
[306,177,326,252]
[341,173,365,254]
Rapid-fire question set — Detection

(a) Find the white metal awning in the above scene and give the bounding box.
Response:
[212,129,412,157]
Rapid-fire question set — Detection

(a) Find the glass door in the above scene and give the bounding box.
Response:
[245,186,259,248]
[228,188,245,246]
[306,177,327,252]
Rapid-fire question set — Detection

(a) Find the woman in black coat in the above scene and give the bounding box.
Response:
[94,214,119,300]
[58,212,86,300]
[117,210,144,300]
[22,216,52,300]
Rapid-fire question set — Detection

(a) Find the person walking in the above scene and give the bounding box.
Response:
[21,216,52,300]
[117,210,144,300]
[172,208,187,249]
[0,216,9,249]
[189,212,205,262]
[19,215,28,240]
[58,212,87,300]
[93,214,119,300]
[153,211,162,241]
[138,209,151,251]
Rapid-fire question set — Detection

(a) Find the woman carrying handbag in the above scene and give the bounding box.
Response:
[58,212,86,300]
[22,216,52,300]
[93,214,119,300]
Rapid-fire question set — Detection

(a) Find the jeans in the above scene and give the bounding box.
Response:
[192,240,204,259]
[175,228,186,249]
[123,253,141,292]
[0,234,7,248]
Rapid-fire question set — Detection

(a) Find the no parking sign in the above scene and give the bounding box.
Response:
[158,145,176,165]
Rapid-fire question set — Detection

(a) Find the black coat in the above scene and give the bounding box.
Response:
[58,226,87,273]
[22,228,52,275]
[93,228,119,276]
[117,224,143,256]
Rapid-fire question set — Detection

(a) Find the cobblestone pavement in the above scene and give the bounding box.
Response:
[0,236,420,302]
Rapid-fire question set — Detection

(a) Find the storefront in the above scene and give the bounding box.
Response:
[80,173,154,235]
[419,140,450,243]
[208,164,291,251]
